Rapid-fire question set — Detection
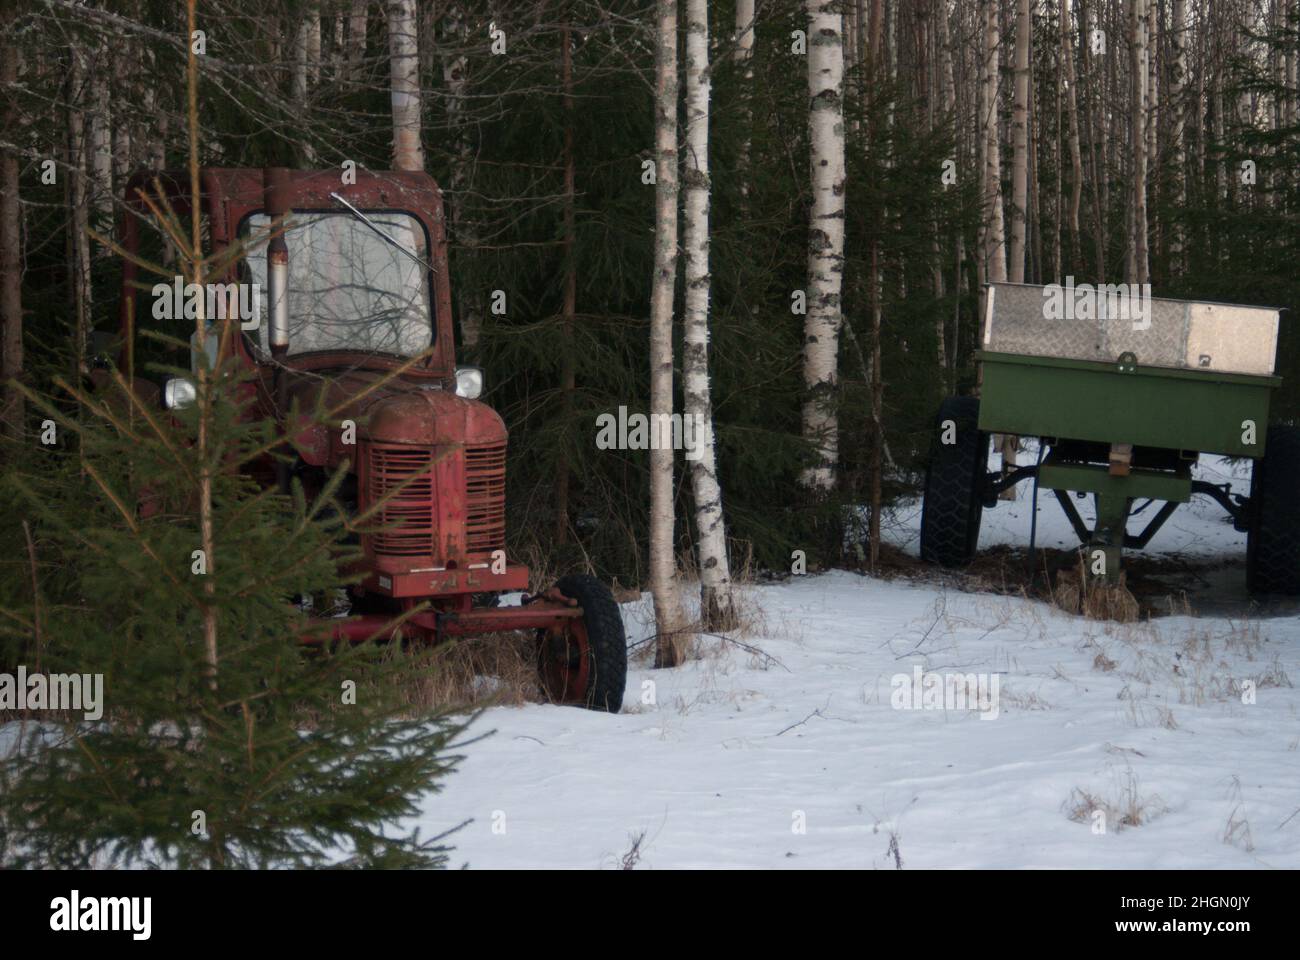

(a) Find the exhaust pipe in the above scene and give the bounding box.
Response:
[264,168,293,494]
[263,167,291,357]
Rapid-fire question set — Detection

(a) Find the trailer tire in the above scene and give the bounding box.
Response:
[1246,424,1300,596]
[538,575,627,712]
[920,396,990,567]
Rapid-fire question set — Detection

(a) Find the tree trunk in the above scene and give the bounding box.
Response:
[1129,0,1149,284]
[295,4,320,165]
[348,0,368,77]
[387,0,424,172]
[67,46,91,380]
[801,0,846,494]
[554,25,576,545]
[734,0,756,205]
[650,0,689,668]
[441,3,481,351]
[1008,0,1030,282]
[1,30,22,440]
[88,45,113,228]
[981,0,1006,283]
[1169,0,1186,267]
[683,0,736,630]
[1062,0,1084,268]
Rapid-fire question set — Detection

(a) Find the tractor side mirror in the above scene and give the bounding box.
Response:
[454,366,483,400]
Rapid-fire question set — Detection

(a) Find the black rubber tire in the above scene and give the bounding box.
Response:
[541,575,628,712]
[1246,424,1300,596]
[919,396,991,567]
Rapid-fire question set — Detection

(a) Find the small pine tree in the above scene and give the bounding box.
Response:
[0,7,471,867]
[1,349,470,867]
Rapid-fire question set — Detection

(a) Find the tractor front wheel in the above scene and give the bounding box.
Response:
[1246,424,1300,596]
[537,575,627,712]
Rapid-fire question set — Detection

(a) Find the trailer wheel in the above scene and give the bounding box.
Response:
[1246,424,1300,596]
[537,575,627,712]
[920,396,990,567]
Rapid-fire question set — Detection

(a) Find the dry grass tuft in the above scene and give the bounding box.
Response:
[1052,561,1140,623]
[384,633,544,714]
[1066,768,1168,832]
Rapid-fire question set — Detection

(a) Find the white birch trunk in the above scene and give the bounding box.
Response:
[735,0,756,203]
[1008,0,1030,283]
[68,48,92,375]
[982,0,1006,283]
[1170,0,1187,264]
[801,0,846,493]
[88,48,113,226]
[682,0,735,630]
[387,0,425,172]
[348,0,368,77]
[1062,0,1084,263]
[651,0,689,666]
[441,3,482,350]
[1130,0,1149,284]
[295,6,319,164]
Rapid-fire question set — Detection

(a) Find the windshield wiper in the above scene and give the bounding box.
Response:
[328,192,436,275]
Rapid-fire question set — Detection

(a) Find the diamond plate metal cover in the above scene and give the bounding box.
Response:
[982,282,1278,376]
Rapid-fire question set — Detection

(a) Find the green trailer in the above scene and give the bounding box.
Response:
[920,281,1299,594]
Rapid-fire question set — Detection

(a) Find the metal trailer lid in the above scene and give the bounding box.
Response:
[981,281,1281,377]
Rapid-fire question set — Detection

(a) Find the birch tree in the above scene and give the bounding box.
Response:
[682,0,735,630]
[1008,0,1030,283]
[440,4,482,351]
[1128,0,1149,284]
[650,0,689,667]
[801,0,846,494]
[294,3,321,164]
[735,0,756,203]
[88,43,112,226]
[387,0,424,172]
[981,0,1006,283]
[1062,0,1084,268]
[1169,0,1186,267]
[67,47,91,378]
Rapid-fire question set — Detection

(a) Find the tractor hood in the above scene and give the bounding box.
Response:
[284,372,506,467]
[365,388,506,447]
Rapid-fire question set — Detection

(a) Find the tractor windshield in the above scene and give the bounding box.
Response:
[242,211,432,358]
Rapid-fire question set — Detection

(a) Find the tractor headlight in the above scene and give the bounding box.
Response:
[454,366,483,400]
[163,377,197,410]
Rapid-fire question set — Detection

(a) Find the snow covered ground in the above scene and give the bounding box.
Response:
[419,453,1300,869]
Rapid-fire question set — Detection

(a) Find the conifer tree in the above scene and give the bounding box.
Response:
[0,1,468,869]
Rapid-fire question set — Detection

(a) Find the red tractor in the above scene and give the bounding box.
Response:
[109,167,627,711]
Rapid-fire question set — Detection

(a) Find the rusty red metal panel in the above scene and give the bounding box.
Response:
[358,561,530,598]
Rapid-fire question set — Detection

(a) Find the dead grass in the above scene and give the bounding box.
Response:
[380,633,544,715]
[1051,560,1140,623]
[1222,777,1255,852]
[1066,768,1168,832]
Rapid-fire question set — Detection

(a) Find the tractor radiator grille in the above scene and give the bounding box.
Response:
[366,444,438,557]
[465,442,507,555]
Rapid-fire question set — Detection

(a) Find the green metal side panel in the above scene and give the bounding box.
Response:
[977,351,1278,457]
